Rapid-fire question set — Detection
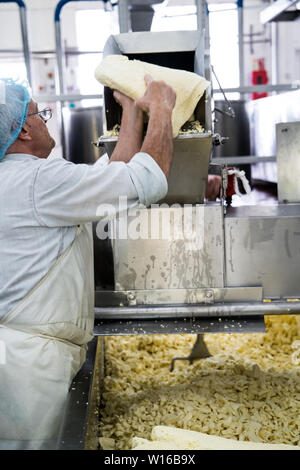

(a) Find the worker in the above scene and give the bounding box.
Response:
[0,76,176,449]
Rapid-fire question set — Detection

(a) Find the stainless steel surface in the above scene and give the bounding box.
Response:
[212,156,276,165]
[277,121,300,203]
[260,0,300,23]
[94,316,266,335]
[271,22,279,85]
[195,0,207,31]
[62,106,104,164]
[246,90,300,182]
[160,134,212,204]
[111,205,224,291]
[129,1,165,32]
[213,100,250,159]
[99,133,212,204]
[227,204,300,217]
[216,84,300,93]
[94,301,300,320]
[100,30,212,204]
[225,204,300,298]
[102,31,210,125]
[95,286,262,307]
[56,338,98,450]
[118,0,129,33]
[103,30,207,55]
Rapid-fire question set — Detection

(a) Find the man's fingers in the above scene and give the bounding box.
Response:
[144,74,153,86]
[113,90,121,103]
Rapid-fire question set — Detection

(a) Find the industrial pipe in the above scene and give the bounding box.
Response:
[54,0,109,157]
[237,0,244,88]
[0,0,32,85]
[271,22,279,85]
[195,0,207,78]
[118,0,129,33]
[94,301,300,320]
[54,0,109,95]
[195,0,206,31]
[54,0,129,95]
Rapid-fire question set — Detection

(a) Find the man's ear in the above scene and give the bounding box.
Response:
[18,124,32,141]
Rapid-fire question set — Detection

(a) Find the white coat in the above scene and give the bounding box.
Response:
[0,224,94,448]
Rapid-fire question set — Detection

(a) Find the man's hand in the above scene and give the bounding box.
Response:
[205,174,222,201]
[138,75,176,178]
[135,74,176,116]
[113,90,136,111]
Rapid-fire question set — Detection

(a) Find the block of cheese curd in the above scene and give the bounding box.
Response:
[132,426,300,451]
[94,54,209,137]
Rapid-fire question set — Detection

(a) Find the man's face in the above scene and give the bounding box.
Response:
[25,100,56,158]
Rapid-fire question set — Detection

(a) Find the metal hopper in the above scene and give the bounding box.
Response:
[95,30,212,204]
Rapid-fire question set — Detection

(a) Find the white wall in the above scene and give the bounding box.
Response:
[278,17,300,83]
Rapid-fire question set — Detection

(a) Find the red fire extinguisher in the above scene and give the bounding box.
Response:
[251,58,268,100]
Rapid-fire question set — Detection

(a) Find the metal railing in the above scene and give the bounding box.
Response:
[0,0,32,84]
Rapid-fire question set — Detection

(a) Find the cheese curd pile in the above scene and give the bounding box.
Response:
[99,315,300,450]
[104,120,205,138]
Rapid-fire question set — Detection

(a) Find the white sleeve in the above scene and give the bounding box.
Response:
[33,153,168,227]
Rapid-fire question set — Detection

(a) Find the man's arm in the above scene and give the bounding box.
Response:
[136,75,176,179]
[33,77,176,226]
[109,91,144,164]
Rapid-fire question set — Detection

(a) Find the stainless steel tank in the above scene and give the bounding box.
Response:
[62,105,111,289]
[213,100,250,158]
[62,106,105,164]
[212,99,251,182]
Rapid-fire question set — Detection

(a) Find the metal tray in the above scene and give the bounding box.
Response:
[56,337,102,450]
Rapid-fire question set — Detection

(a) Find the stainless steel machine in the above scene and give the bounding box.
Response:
[52,32,300,450]
[92,30,300,341]
[55,31,300,450]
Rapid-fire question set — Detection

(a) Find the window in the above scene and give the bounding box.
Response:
[208,3,239,99]
[75,8,118,105]
[151,5,197,31]
[0,58,27,84]
[152,2,239,98]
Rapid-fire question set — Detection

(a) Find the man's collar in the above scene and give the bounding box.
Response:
[3,153,40,162]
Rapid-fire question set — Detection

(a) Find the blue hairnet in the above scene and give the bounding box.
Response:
[0,79,31,161]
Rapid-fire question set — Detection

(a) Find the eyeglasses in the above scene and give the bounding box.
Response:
[27,107,52,122]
